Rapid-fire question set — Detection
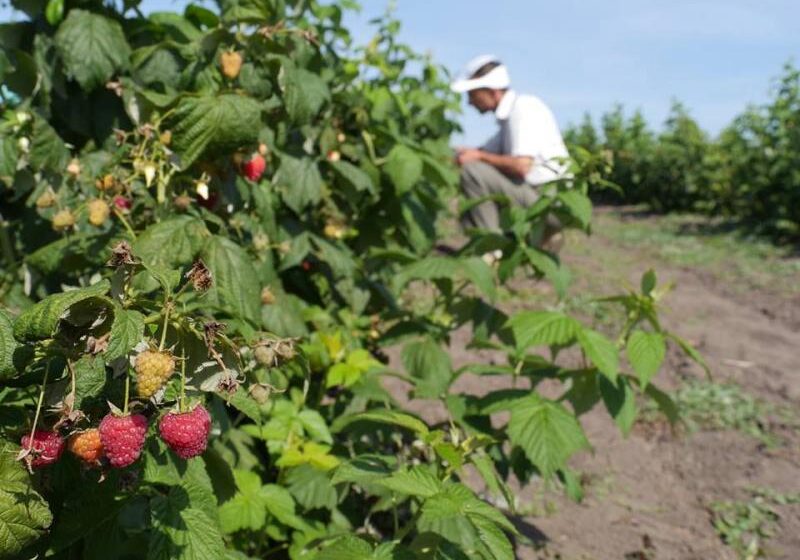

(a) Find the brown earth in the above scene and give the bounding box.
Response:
[386,207,800,559]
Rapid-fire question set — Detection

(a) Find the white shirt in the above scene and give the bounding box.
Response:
[481,90,570,186]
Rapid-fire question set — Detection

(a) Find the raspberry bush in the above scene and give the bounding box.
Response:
[0,1,706,558]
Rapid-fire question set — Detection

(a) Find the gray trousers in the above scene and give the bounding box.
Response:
[459,161,540,231]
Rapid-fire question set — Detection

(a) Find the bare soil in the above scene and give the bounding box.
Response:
[387,207,800,559]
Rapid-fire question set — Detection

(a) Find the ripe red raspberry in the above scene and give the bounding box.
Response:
[135,350,175,398]
[99,414,148,468]
[159,405,211,459]
[20,430,65,468]
[68,428,104,464]
[242,154,266,181]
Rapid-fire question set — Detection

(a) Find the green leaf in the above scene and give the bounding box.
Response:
[227,388,261,423]
[72,354,108,408]
[0,440,52,558]
[285,465,338,510]
[279,62,330,124]
[561,372,601,416]
[393,256,460,292]
[557,190,592,229]
[469,453,515,511]
[640,269,657,296]
[167,94,262,168]
[47,472,129,553]
[148,12,202,42]
[0,309,21,380]
[202,236,261,326]
[326,349,381,388]
[330,160,376,193]
[13,280,112,342]
[134,216,208,270]
[417,484,515,560]
[274,155,324,213]
[55,10,131,90]
[298,409,333,444]
[458,257,496,300]
[378,467,444,498]
[332,409,429,437]
[384,144,423,194]
[104,305,144,362]
[626,330,666,388]
[0,134,19,182]
[261,293,308,337]
[521,247,571,299]
[599,376,637,436]
[667,332,710,376]
[643,383,680,425]
[276,441,339,471]
[506,395,590,479]
[576,328,619,383]
[401,337,453,398]
[314,535,398,560]
[261,484,304,529]
[506,311,580,350]
[218,470,268,533]
[29,116,69,172]
[148,475,225,559]
[331,455,395,485]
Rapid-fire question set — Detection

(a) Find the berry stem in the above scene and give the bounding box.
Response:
[27,367,50,449]
[123,370,131,415]
[158,302,171,351]
[179,348,187,413]
[113,208,137,240]
[67,359,77,402]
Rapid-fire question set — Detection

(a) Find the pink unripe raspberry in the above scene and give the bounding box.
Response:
[21,430,65,468]
[113,195,132,211]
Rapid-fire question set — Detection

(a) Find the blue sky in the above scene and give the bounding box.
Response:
[3,0,798,146]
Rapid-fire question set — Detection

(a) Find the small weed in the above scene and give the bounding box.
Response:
[710,487,800,559]
[597,210,800,295]
[641,380,792,446]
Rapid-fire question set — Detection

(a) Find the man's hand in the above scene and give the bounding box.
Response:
[455,147,484,167]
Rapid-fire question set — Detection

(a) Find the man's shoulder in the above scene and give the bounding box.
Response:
[514,93,550,111]
[511,93,554,117]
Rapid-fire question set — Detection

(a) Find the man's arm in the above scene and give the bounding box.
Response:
[456,148,532,181]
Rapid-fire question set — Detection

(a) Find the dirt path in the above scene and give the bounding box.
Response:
[390,207,800,559]
[515,208,800,559]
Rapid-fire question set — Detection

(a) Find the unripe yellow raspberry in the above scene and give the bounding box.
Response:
[36,191,56,209]
[87,199,110,227]
[261,286,276,305]
[135,350,176,398]
[52,209,75,231]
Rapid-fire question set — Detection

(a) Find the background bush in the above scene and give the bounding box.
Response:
[565,64,800,240]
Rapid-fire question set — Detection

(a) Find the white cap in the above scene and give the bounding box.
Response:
[451,54,511,93]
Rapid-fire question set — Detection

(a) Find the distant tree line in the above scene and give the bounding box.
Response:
[565,64,800,241]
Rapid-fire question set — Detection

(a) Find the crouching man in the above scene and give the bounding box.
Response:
[451,55,570,258]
